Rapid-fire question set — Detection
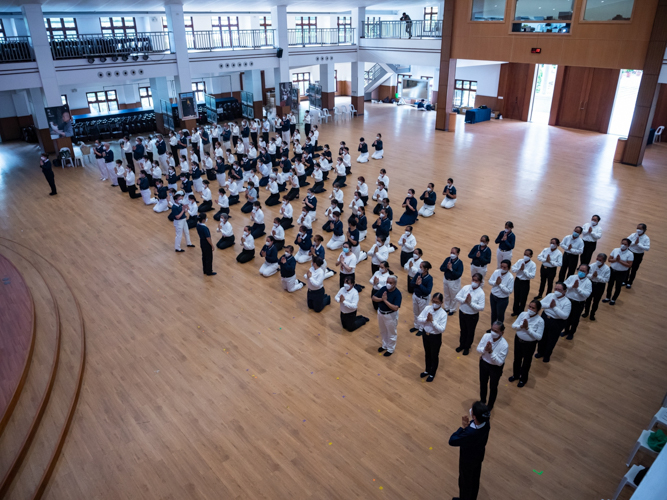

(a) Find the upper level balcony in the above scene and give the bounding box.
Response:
[287,28,355,47]
[362,20,442,39]
[0,37,35,63]
[49,32,171,60]
[186,29,275,51]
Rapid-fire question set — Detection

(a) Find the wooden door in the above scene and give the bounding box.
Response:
[498,63,535,121]
[556,66,589,129]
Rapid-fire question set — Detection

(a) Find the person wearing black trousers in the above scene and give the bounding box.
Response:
[39,153,57,196]
[535,282,571,363]
[417,292,447,382]
[535,239,562,299]
[449,401,491,500]
[476,321,508,411]
[335,276,370,332]
[582,253,610,321]
[603,238,634,305]
[509,300,544,387]
[454,273,485,356]
[580,215,602,265]
[626,224,650,288]
[558,226,584,282]
[306,257,331,312]
[196,214,216,276]
[510,249,536,316]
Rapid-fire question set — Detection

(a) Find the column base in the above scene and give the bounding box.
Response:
[321,92,335,111]
[252,101,264,120]
[155,114,166,134]
[351,96,364,116]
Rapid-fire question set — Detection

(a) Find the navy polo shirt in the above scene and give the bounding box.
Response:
[420,191,436,206]
[171,204,184,220]
[104,149,114,163]
[262,244,278,263]
[196,223,211,242]
[495,231,515,251]
[374,286,402,313]
[156,140,167,155]
[412,273,433,298]
[468,245,492,267]
[139,177,150,190]
[133,143,145,160]
[279,255,297,277]
[440,257,464,281]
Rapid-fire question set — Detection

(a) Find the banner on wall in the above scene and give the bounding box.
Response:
[279,82,293,108]
[46,105,74,139]
[179,92,197,120]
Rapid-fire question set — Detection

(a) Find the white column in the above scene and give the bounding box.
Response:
[243,70,263,100]
[150,77,171,113]
[14,17,29,37]
[28,87,49,129]
[21,4,61,107]
[271,5,290,85]
[320,63,336,93]
[351,62,365,98]
[352,7,365,44]
[12,90,32,117]
[165,4,192,96]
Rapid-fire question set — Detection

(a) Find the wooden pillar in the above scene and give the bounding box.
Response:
[622,0,667,166]
[351,96,365,115]
[321,92,335,110]
[435,0,456,131]
[252,101,264,120]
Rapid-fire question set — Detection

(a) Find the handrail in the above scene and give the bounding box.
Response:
[0,37,34,63]
[50,32,171,60]
[287,28,355,47]
[186,29,275,51]
[362,20,442,39]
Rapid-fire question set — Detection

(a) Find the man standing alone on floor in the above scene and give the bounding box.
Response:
[39,153,57,196]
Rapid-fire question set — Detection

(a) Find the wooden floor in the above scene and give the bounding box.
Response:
[1,104,666,500]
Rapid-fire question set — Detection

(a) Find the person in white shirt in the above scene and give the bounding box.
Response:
[411,261,433,334]
[198,180,213,212]
[418,293,447,382]
[215,213,235,249]
[488,260,515,326]
[455,273,485,355]
[306,257,331,312]
[311,126,319,149]
[372,182,388,215]
[336,276,370,332]
[377,169,390,190]
[297,206,315,231]
[536,238,563,299]
[370,261,392,310]
[349,192,364,216]
[511,249,537,317]
[582,253,610,321]
[368,236,390,275]
[271,217,286,251]
[477,321,509,411]
[561,264,592,340]
[535,282,571,363]
[123,138,134,170]
[509,300,544,387]
[404,248,424,294]
[580,215,602,265]
[604,238,634,304]
[335,242,358,290]
[558,226,584,282]
[397,226,417,268]
[236,226,256,263]
[626,223,650,288]
[356,177,369,205]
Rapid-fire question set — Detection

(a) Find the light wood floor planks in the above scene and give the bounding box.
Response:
[1,103,666,500]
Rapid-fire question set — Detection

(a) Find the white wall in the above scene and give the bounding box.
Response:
[291,65,320,83]
[0,92,18,118]
[335,63,351,81]
[455,63,502,97]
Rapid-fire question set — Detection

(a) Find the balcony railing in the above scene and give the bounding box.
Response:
[50,32,171,60]
[186,29,275,51]
[287,28,355,47]
[0,37,34,63]
[362,20,442,39]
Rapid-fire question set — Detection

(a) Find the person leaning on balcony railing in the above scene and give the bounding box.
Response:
[400,13,412,39]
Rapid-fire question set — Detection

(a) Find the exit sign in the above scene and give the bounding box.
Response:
[531,48,542,54]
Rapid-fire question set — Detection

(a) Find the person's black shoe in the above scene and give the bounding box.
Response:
[609,300,616,305]
[622,282,626,286]
[559,331,567,337]
[448,311,455,316]
[534,352,543,359]
[298,280,305,286]
[390,243,398,250]
[49,192,57,196]
[602,298,610,303]
[455,346,463,353]
[378,347,386,353]
[415,330,423,336]
[420,372,429,378]
[463,349,469,356]
[510,312,518,317]
[426,375,434,382]
[187,244,196,248]
[626,283,632,289]
[383,351,393,357]
[543,357,550,363]
[207,272,217,276]
[410,327,418,332]
[356,285,365,291]
[566,334,574,340]
[581,312,589,318]
[508,376,517,383]
[590,314,596,321]
[518,381,526,388]
[175,249,185,252]
[534,295,542,300]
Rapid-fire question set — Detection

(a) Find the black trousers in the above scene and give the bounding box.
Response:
[584,282,605,317]
[422,333,442,376]
[407,277,415,294]
[606,268,628,300]
[400,251,411,268]
[236,248,255,263]
[170,146,179,166]
[479,359,503,409]
[251,132,258,146]
[125,152,135,170]
[334,175,347,187]
[512,336,537,383]
[213,207,229,221]
[459,460,483,500]
[312,181,325,193]
[307,287,330,312]
[371,263,380,276]
[265,193,280,206]
[304,123,311,137]
[216,235,235,249]
[537,312,565,361]
[128,185,142,199]
[512,278,531,315]
[43,169,57,194]
[538,265,557,296]
[558,252,579,282]
[490,294,509,326]
[628,251,644,284]
[118,177,128,192]
[459,312,479,350]
[280,217,293,230]
[581,241,597,265]
[263,132,269,144]
[340,310,368,332]
[200,241,213,274]
[564,299,585,336]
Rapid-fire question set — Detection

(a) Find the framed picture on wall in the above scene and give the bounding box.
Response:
[179,92,197,120]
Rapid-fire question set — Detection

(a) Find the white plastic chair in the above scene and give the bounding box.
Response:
[349,104,358,117]
[59,147,74,168]
[333,107,341,122]
[612,464,645,500]
[321,109,331,123]
[626,429,659,466]
[339,104,350,119]
[648,407,667,430]
[655,125,664,143]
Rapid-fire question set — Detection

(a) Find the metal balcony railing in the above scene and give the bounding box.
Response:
[186,29,275,51]
[50,32,171,60]
[287,28,355,47]
[0,37,34,63]
[362,20,442,39]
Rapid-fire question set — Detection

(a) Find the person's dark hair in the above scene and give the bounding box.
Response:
[452,247,461,254]
[505,221,514,229]
[198,213,207,222]
[501,259,512,268]
[597,252,607,261]
[556,281,567,291]
[525,249,533,257]
[472,272,483,282]
[345,276,356,285]
[414,248,423,256]
[267,236,275,243]
[529,299,542,311]
[592,214,600,221]
[447,177,453,183]
[253,201,261,207]
[551,238,560,246]
[574,225,583,233]
[472,401,491,423]
[422,261,432,270]
[621,238,631,246]
[285,245,294,253]
[427,183,434,189]
[432,292,444,302]
[579,264,590,273]
[638,223,647,231]
[481,235,489,243]
[313,256,324,267]
[492,321,505,331]
[360,137,365,142]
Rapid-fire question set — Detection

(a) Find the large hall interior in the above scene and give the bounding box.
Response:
[0,0,666,499]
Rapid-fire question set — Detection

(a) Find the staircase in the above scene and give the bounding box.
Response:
[0,238,86,500]
[364,63,411,100]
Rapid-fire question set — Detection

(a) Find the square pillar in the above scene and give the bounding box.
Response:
[151,77,171,133]
[320,63,336,110]
[243,70,265,119]
[435,0,456,131]
[165,3,196,130]
[351,62,365,115]
[353,7,365,43]
[271,5,291,116]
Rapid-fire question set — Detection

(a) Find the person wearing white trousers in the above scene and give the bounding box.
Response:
[259,237,280,277]
[441,179,457,208]
[468,236,492,282]
[440,247,464,314]
[372,276,402,356]
[495,221,516,269]
[94,141,108,181]
[357,137,369,163]
[371,134,384,159]
[279,246,305,292]
[153,180,169,213]
[410,261,434,333]
[171,195,193,251]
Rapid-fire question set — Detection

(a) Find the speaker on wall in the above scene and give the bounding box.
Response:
[277,47,283,59]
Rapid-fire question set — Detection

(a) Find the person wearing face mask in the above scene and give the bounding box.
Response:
[561,264,592,339]
[440,247,464,315]
[488,260,515,326]
[259,236,280,277]
[271,217,286,251]
[349,191,364,217]
[297,206,315,232]
[294,225,314,263]
[39,153,57,196]
[103,143,118,187]
[303,189,318,220]
[417,293,447,381]
[311,163,325,193]
[625,223,650,289]
[509,300,544,387]
[398,226,417,268]
[305,257,331,312]
[279,197,294,229]
[94,139,108,181]
[558,226,584,282]
[535,282,571,363]
[372,182,388,215]
[355,206,368,243]
[440,178,457,209]
[448,401,491,500]
[279,246,305,292]
[370,261,392,310]
[416,183,437,218]
[333,158,347,187]
[330,183,345,212]
[153,180,169,213]
[510,249,536,317]
[455,273,486,355]
[249,201,266,239]
[494,222,515,269]
[373,275,402,356]
[468,236,492,281]
[405,248,424,294]
[215,213,235,249]
[336,243,361,290]
[477,321,508,411]
[323,200,341,232]
[604,238,634,305]
[171,194,193,252]
[411,262,434,335]
[368,236,390,276]
[310,235,336,280]
[580,215,602,265]
[372,208,392,246]
[371,134,384,159]
[196,213,216,276]
[396,189,418,226]
[335,276,370,331]
[126,168,141,199]
[325,212,345,250]
[535,238,563,299]
[582,253,610,321]
[346,218,364,263]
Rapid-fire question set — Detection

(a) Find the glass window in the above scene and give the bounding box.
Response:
[514,0,574,21]
[0,19,5,41]
[292,72,311,99]
[471,0,506,21]
[101,17,136,37]
[192,82,206,103]
[45,17,78,40]
[583,0,634,21]
[453,80,477,107]
[139,87,153,109]
[424,7,438,30]
[61,94,68,106]
[86,91,118,114]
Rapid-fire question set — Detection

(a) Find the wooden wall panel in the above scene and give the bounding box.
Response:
[583,68,619,133]
[0,117,21,142]
[497,63,534,121]
[336,81,351,96]
[651,84,667,129]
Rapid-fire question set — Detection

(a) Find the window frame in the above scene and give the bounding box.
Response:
[192,81,206,103]
[469,0,507,23]
[508,0,574,34]
[295,16,318,30]
[86,90,119,114]
[0,19,5,41]
[100,17,137,37]
[139,87,153,109]
[292,72,311,100]
[424,6,438,30]
[453,79,477,108]
[580,0,636,23]
[61,94,68,107]
[44,17,79,40]
[334,69,338,93]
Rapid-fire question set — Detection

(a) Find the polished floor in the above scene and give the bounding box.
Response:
[1,104,666,500]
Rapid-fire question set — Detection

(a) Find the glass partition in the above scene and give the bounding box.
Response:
[471,0,507,21]
[514,0,574,21]
[583,0,634,21]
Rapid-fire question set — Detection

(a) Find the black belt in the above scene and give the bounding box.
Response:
[515,336,535,343]
[415,295,429,300]
[379,309,395,315]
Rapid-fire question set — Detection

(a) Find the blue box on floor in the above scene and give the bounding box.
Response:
[465,108,492,124]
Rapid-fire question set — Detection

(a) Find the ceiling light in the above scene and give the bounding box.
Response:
[122,55,129,61]
[142,54,149,60]
[132,55,139,61]
[99,56,107,62]
[111,56,118,62]
[87,56,94,63]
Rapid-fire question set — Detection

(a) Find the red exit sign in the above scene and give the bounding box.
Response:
[531,48,542,54]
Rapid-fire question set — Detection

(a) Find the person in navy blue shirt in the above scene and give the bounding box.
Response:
[469,235,492,280]
[39,153,57,196]
[440,247,464,315]
[418,183,437,218]
[196,213,216,276]
[372,209,392,241]
[132,137,145,170]
[411,261,434,335]
[396,189,418,226]
[495,221,515,269]
[279,245,305,292]
[449,401,492,500]
[373,275,402,356]
[103,143,116,186]
[180,174,195,201]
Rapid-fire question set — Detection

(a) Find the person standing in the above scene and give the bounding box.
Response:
[455,273,485,356]
[626,223,650,289]
[335,276,370,332]
[468,236,492,281]
[582,253,610,321]
[535,239,562,299]
[561,264,591,340]
[448,401,492,500]
[123,136,135,170]
[418,293,447,382]
[171,193,193,252]
[580,215,602,265]
[400,12,413,38]
[156,134,168,170]
[103,143,117,186]
[440,247,464,315]
[303,110,311,138]
[477,321,509,411]
[373,275,402,357]
[39,153,57,196]
[404,248,424,294]
[510,249,536,316]
[603,238,633,305]
[306,256,331,312]
[494,222,515,268]
[132,137,145,173]
[94,139,107,181]
[509,300,544,388]
[411,261,433,335]
[196,213,216,276]
[535,282,571,363]
[558,226,584,282]
[487,260,514,325]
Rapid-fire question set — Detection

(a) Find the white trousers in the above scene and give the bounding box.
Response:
[223,141,231,151]
[282,275,304,292]
[168,183,178,191]
[260,262,280,277]
[174,219,191,250]
[441,198,456,209]
[105,163,118,185]
[357,152,369,163]
[326,234,345,250]
[141,189,157,205]
[497,249,513,269]
[282,131,290,144]
[372,150,384,159]
[193,178,204,193]
[242,137,250,149]
[216,173,226,186]
[323,259,335,280]
[96,158,107,179]
[153,199,169,213]
[470,264,488,282]
[358,230,367,242]
[443,278,461,312]
[418,204,435,217]
[158,153,168,171]
[378,310,399,353]
[295,249,312,263]
[412,294,430,329]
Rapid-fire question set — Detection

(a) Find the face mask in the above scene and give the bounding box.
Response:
[591,220,598,226]
[376,241,382,247]
[596,260,604,266]
[380,268,387,274]
[343,247,350,254]
[523,255,530,262]
[433,304,441,310]
[492,333,501,340]
[471,282,480,289]
[620,244,628,251]
[450,253,457,260]
[572,232,579,238]
[413,253,419,260]
[578,271,586,279]
[244,231,249,235]
[636,229,643,235]
[501,269,508,274]
[41,156,47,161]
[344,284,351,291]
[355,195,359,200]
[550,244,557,250]
[528,310,537,317]
[407,193,412,197]
[274,223,279,228]
[480,241,486,247]
[284,252,291,257]
[427,188,432,192]
[380,214,385,219]
[405,231,411,236]
[357,181,362,185]
[505,228,510,233]
[376,136,379,140]
[386,284,394,291]
[555,291,563,298]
